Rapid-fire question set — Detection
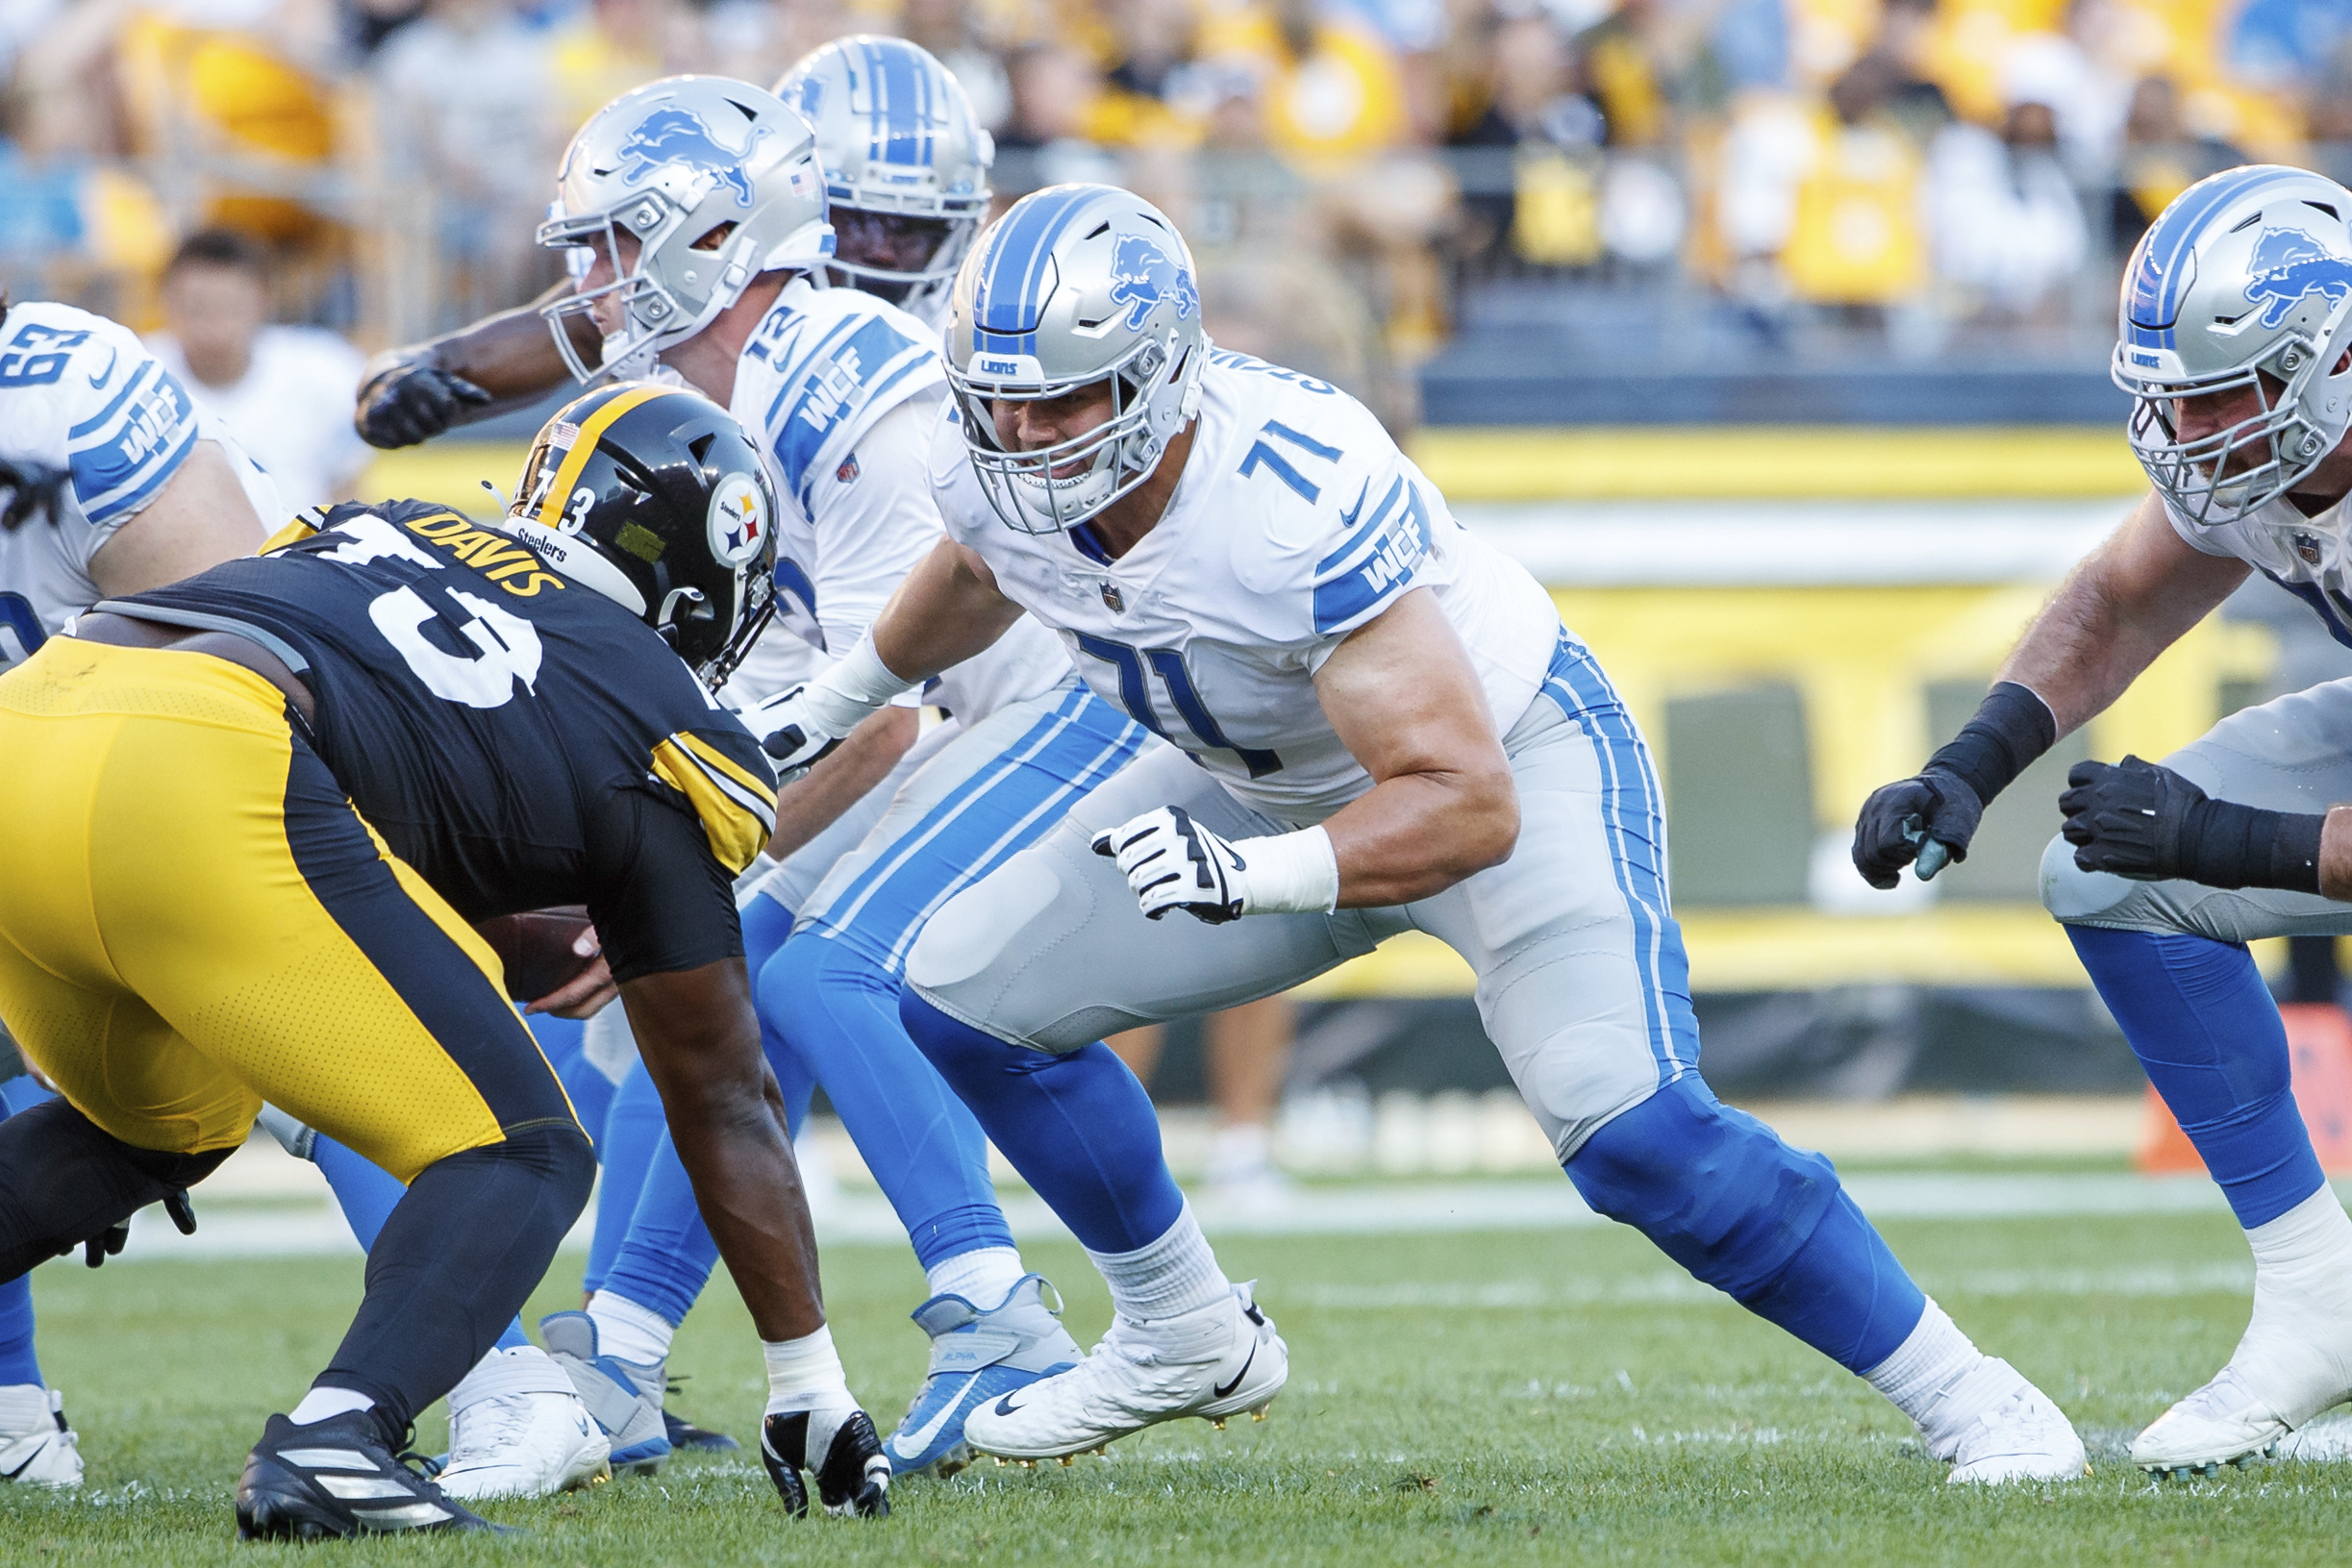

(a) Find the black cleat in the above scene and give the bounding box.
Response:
[760,1407,890,1518]
[663,1378,740,1452]
[235,1410,508,1539]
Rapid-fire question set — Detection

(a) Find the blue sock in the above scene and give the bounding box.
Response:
[2068,925,2325,1228]
[1566,1076,1924,1373]
[900,988,1182,1254]
[316,1135,530,1352]
[583,1061,668,1296]
[528,1012,613,1156]
[762,934,1013,1273]
[0,1078,50,1385]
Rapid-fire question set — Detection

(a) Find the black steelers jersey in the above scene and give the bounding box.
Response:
[115,499,779,982]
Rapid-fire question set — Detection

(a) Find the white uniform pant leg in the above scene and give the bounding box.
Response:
[1404,692,1694,1162]
[2041,678,2352,941]
[905,742,1407,1052]
[751,715,963,916]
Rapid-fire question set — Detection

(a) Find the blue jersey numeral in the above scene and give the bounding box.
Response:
[1238,419,1343,505]
[0,322,88,386]
[0,592,45,663]
[1074,633,1282,779]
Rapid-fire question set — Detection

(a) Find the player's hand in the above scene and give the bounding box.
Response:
[523,925,616,1019]
[1852,769,1984,888]
[747,685,849,782]
[2060,756,2199,881]
[354,358,494,449]
[761,1406,890,1518]
[0,455,69,533]
[1092,806,1248,924]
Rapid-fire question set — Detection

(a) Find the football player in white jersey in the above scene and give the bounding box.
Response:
[355,61,1138,1477]
[0,295,283,1485]
[1859,164,2352,1479]
[753,184,2089,1481]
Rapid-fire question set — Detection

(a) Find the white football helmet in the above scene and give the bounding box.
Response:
[945,185,1208,535]
[2114,164,2352,528]
[774,37,993,323]
[538,77,835,385]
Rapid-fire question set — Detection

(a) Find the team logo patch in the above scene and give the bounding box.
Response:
[836,453,860,485]
[1100,581,1123,613]
[708,472,769,565]
[2299,532,2324,565]
[2244,228,2352,330]
[618,107,763,209]
[1108,235,1199,333]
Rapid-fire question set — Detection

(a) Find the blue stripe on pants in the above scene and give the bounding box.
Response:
[1537,632,1700,1082]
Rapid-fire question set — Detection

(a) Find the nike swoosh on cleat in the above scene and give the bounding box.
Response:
[890,1376,975,1457]
[1214,1346,1256,1402]
[992,1392,1025,1417]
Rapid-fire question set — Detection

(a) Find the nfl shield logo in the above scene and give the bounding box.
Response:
[2299,533,2323,565]
[1100,582,1123,613]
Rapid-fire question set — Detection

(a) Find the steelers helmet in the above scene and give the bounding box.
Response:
[503,383,778,687]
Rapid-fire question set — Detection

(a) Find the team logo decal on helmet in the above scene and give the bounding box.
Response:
[2245,229,2352,329]
[618,108,766,208]
[1108,236,1198,333]
[708,471,769,564]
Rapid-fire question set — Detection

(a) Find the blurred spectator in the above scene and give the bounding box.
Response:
[1873,0,1955,146]
[371,0,560,330]
[2114,75,2246,248]
[1198,0,1412,166]
[1782,54,1926,309]
[146,228,369,511]
[550,0,708,129]
[1091,0,1206,146]
[1925,82,2089,317]
[996,42,1120,192]
[1449,12,1606,271]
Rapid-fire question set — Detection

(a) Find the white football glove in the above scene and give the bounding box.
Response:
[1090,809,1341,924]
[745,684,853,782]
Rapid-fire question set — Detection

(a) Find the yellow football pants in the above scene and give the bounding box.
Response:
[0,638,578,1182]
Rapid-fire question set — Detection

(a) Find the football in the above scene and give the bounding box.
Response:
[474,906,596,1004]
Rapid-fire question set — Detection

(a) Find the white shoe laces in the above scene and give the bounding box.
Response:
[446,1394,536,1472]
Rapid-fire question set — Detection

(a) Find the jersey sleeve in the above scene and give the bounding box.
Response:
[582,784,747,983]
[1303,458,1439,651]
[44,319,205,529]
[646,723,780,877]
[749,298,945,516]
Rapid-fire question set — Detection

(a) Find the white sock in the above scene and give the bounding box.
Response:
[763,1324,852,1416]
[289,1386,375,1426]
[1087,1202,1229,1324]
[1862,1299,2013,1458]
[2246,1185,2352,1295]
[446,1344,577,1412]
[587,1290,675,1366]
[925,1246,1027,1308]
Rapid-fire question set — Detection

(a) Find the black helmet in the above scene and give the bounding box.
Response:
[503,382,777,686]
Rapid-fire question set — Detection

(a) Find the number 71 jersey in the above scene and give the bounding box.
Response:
[930,350,1562,827]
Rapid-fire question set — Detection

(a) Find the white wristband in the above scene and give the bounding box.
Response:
[804,634,916,734]
[1236,826,1340,915]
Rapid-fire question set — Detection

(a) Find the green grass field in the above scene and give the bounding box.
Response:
[2,1197,2344,1565]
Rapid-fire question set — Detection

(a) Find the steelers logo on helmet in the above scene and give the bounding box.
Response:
[708,471,769,566]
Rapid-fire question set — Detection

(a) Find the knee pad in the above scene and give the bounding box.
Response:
[1565,1076,1840,1301]
[0,1099,233,1281]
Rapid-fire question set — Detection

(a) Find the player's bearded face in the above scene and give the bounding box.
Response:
[2169,376,2279,483]
[992,383,1118,478]
[577,232,641,338]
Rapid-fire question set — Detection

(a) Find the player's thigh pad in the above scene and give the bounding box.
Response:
[794,680,1146,973]
[0,641,573,1177]
[2041,678,2352,942]
[906,742,1404,1051]
[1409,688,1697,1161]
[753,714,961,915]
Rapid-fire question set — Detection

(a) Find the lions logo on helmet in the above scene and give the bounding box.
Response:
[617,107,767,208]
[1108,236,1199,333]
[2244,229,2352,330]
[708,472,769,565]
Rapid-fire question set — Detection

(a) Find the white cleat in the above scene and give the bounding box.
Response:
[0,1386,80,1487]
[435,1387,611,1500]
[1943,1371,2089,1484]
[2133,1312,2352,1477]
[962,1282,1287,1462]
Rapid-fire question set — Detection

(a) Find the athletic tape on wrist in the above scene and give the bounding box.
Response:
[1926,681,2058,807]
[1235,826,1339,915]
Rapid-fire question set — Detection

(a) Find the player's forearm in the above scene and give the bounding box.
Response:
[363,283,585,414]
[767,704,919,860]
[870,538,1022,683]
[1322,764,1519,907]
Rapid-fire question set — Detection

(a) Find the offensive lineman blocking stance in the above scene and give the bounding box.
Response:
[1860,163,2352,1477]
[756,183,2089,1481]
[0,388,890,1534]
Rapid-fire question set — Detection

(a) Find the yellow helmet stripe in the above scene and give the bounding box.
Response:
[533,383,684,529]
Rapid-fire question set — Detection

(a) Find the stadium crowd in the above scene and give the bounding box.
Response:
[6,0,2352,379]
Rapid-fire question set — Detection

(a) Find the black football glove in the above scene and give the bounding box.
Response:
[82,1187,194,1267]
[761,1406,889,1518]
[354,358,494,449]
[1851,769,1984,889]
[0,455,70,533]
